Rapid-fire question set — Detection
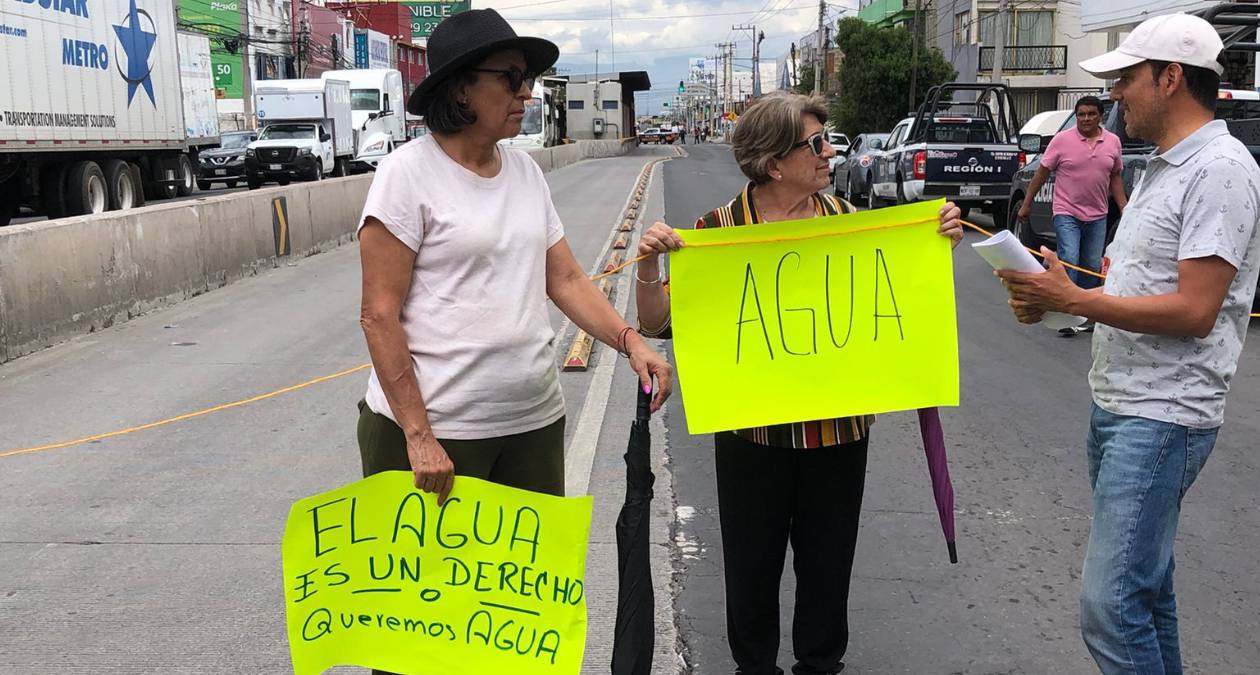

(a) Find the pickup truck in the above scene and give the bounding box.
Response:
[869,83,1024,229]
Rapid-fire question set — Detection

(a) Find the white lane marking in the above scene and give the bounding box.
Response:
[564,156,669,497]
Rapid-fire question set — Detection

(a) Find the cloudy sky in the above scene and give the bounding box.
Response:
[474,0,860,114]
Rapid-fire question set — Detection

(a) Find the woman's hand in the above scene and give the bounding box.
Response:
[627,338,675,413]
[406,432,455,505]
[638,222,684,260]
[938,202,964,249]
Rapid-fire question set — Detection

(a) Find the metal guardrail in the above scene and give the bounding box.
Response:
[979,45,1068,72]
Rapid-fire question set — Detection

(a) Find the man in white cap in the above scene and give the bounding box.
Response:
[997,13,1260,675]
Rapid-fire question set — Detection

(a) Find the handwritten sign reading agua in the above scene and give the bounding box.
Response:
[670,199,959,434]
[282,472,594,675]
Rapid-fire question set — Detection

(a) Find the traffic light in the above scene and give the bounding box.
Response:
[678,80,685,94]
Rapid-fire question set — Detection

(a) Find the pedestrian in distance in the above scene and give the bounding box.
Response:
[998,13,1260,675]
[680,126,688,144]
[1017,94,1128,337]
[634,91,963,675]
[355,17,674,674]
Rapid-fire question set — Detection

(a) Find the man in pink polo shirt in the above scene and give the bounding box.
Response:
[1018,96,1128,333]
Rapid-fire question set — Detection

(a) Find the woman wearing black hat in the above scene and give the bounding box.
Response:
[355,9,673,523]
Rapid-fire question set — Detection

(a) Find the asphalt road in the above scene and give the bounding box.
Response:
[3,142,1259,674]
[663,144,1260,674]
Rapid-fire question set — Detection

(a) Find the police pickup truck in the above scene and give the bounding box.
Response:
[868,83,1024,228]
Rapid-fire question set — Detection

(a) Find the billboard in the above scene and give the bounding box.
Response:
[178,0,244,98]
[403,0,471,40]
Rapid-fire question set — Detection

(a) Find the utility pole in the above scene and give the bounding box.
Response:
[992,0,1009,85]
[732,24,764,98]
[755,30,764,97]
[909,0,920,111]
[813,0,825,96]
[790,42,798,89]
[242,0,254,128]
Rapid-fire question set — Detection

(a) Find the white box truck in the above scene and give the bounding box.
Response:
[0,0,220,224]
[320,69,405,169]
[246,79,354,188]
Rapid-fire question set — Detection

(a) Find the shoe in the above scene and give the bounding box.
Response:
[1079,321,1095,333]
[1058,327,1077,337]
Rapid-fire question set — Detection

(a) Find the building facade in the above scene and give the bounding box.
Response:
[934,0,1110,124]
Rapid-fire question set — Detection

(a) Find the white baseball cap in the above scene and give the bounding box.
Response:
[1078,13,1224,79]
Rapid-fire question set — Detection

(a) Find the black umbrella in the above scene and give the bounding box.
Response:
[611,387,656,675]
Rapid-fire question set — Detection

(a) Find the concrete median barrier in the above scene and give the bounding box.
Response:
[0,140,636,364]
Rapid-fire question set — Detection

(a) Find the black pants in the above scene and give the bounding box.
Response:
[715,432,870,675]
[356,401,566,675]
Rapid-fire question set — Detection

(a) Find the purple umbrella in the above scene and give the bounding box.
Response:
[917,407,958,564]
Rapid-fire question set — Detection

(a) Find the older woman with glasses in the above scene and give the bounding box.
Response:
[355,7,673,551]
[636,92,963,675]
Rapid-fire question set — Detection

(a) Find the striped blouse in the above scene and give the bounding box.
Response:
[642,182,873,449]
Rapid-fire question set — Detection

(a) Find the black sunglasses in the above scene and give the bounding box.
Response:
[471,66,536,93]
[783,132,827,157]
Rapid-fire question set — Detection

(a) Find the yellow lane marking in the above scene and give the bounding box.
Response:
[0,363,371,460]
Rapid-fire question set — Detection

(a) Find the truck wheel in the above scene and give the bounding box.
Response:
[197,180,212,191]
[1011,198,1041,247]
[127,163,146,208]
[64,161,107,216]
[176,155,195,197]
[867,185,882,210]
[40,163,68,219]
[247,177,262,190]
[104,160,138,211]
[333,158,348,177]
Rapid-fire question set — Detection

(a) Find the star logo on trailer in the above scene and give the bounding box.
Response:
[112,0,158,106]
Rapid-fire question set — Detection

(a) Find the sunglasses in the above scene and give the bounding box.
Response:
[783,132,827,157]
[471,66,536,93]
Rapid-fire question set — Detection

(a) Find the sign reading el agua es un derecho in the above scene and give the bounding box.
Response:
[282,472,594,675]
[670,199,960,434]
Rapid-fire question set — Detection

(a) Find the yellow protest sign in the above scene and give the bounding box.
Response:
[669,199,958,434]
[281,472,594,675]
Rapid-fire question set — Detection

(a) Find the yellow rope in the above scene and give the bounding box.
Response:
[0,364,372,459]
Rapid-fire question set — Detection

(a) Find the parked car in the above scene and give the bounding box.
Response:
[1018,109,1072,162]
[832,132,889,203]
[638,128,661,143]
[827,131,851,156]
[197,131,258,190]
[869,83,1024,229]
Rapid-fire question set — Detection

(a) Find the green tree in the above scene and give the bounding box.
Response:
[832,17,957,138]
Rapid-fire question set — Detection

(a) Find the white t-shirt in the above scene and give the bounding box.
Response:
[357,136,566,439]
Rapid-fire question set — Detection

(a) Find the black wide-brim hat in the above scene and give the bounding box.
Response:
[407,9,559,116]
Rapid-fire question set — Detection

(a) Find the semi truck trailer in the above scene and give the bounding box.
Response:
[0,0,220,224]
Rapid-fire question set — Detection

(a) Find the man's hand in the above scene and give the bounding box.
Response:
[1008,297,1047,325]
[407,432,455,505]
[996,247,1086,315]
[1016,202,1031,223]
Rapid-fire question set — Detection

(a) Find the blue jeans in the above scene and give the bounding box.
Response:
[1080,404,1218,675]
[1053,214,1107,289]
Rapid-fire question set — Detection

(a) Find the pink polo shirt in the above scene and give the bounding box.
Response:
[1041,126,1123,222]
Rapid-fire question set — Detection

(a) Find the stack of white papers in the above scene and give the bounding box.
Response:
[971,230,1087,331]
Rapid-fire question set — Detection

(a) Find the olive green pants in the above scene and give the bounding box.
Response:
[356,399,566,495]
[356,400,566,675]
